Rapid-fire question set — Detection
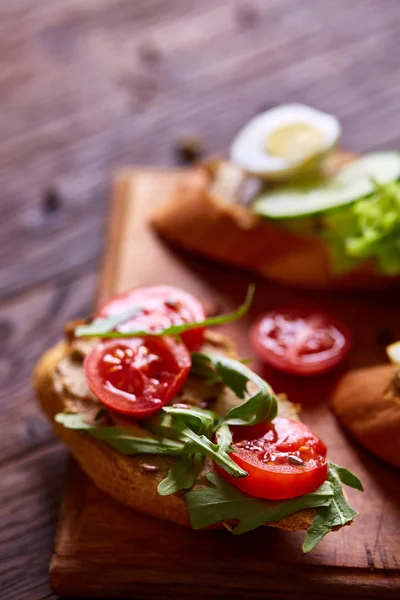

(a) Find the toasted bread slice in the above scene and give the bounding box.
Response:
[331,364,400,468]
[151,151,397,289]
[35,331,317,532]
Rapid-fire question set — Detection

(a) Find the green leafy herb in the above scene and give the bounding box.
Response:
[88,429,185,456]
[165,418,248,478]
[162,405,216,437]
[185,472,334,534]
[56,414,362,551]
[191,352,278,426]
[74,285,254,338]
[75,306,142,337]
[329,462,364,491]
[216,422,234,453]
[324,181,400,275]
[148,406,246,479]
[158,454,203,496]
[186,461,362,549]
[302,464,361,552]
[155,391,251,479]
[55,413,186,456]
[157,356,279,479]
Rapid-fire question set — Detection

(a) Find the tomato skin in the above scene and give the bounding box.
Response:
[216,417,328,500]
[250,308,352,376]
[84,336,191,418]
[98,285,206,351]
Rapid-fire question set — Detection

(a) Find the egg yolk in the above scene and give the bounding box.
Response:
[265,122,326,162]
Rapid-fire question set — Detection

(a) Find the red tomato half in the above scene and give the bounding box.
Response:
[84,337,191,418]
[250,308,351,376]
[216,417,328,499]
[98,285,206,351]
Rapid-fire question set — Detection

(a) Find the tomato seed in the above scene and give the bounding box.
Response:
[235,441,247,448]
[141,463,158,473]
[165,300,179,309]
[287,455,304,466]
[103,354,120,364]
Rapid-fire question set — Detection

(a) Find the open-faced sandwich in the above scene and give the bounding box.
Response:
[35,285,362,552]
[152,104,400,289]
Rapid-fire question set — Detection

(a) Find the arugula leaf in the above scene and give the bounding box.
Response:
[224,393,276,427]
[162,405,216,437]
[55,413,186,456]
[170,420,248,478]
[147,407,246,478]
[146,350,278,481]
[185,472,333,534]
[158,454,203,496]
[56,413,204,496]
[75,306,142,337]
[216,422,234,453]
[158,353,277,481]
[89,429,185,456]
[191,352,278,426]
[157,401,247,478]
[186,461,362,550]
[329,462,364,491]
[56,414,363,552]
[74,285,254,338]
[56,409,246,476]
[302,465,360,552]
[189,353,227,387]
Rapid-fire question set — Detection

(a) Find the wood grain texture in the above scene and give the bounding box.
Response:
[52,468,399,600]
[49,171,400,598]
[2,1,400,598]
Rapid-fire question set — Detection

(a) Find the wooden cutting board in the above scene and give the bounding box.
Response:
[50,170,400,599]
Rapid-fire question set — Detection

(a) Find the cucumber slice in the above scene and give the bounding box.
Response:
[253,152,400,219]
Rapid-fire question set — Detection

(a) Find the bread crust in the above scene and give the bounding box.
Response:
[331,364,400,468]
[34,336,317,532]
[151,152,398,290]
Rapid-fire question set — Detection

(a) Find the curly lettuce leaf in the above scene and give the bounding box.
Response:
[325,181,400,275]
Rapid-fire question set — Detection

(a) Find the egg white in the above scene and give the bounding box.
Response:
[230,104,341,179]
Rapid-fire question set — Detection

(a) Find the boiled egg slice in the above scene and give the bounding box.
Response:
[230,104,341,180]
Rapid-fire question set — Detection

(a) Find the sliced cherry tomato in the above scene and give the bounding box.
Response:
[98,285,206,351]
[250,308,351,376]
[84,336,191,418]
[216,417,328,499]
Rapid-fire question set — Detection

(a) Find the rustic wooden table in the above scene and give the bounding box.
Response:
[1,1,400,598]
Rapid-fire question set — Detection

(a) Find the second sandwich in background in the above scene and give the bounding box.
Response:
[152,105,400,290]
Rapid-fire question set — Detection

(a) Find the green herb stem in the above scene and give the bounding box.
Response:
[74,285,254,339]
